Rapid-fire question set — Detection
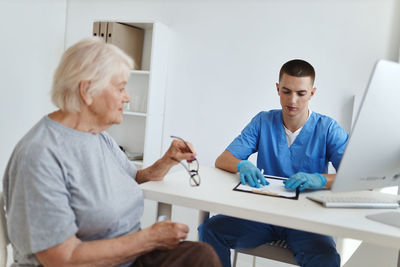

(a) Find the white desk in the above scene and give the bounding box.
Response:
[140,166,400,263]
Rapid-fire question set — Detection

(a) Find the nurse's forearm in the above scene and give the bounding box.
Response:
[215,150,241,173]
[323,174,336,188]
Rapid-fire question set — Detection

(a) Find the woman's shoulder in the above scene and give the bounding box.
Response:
[99,131,116,146]
[4,117,66,183]
[99,131,122,153]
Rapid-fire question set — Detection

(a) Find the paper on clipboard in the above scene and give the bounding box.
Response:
[234,175,299,199]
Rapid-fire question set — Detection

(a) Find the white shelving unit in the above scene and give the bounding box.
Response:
[106,21,169,170]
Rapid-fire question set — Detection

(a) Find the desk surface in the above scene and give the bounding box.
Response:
[140,166,400,249]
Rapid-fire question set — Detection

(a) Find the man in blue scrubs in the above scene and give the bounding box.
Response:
[198,59,348,267]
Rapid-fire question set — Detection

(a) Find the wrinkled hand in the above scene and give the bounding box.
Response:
[165,139,196,164]
[284,172,327,191]
[237,160,268,188]
[149,220,189,250]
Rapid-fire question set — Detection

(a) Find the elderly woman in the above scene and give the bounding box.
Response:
[3,37,221,267]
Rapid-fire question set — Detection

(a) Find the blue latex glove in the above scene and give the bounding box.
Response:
[237,160,268,188]
[284,172,327,191]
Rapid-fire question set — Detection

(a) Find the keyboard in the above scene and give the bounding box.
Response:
[307,192,400,208]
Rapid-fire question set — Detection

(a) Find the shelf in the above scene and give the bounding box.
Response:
[131,159,143,166]
[123,111,147,117]
[130,70,150,75]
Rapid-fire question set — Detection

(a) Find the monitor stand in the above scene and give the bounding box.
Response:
[365,211,400,229]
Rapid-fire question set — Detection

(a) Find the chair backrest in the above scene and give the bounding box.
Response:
[0,192,10,267]
[233,242,298,266]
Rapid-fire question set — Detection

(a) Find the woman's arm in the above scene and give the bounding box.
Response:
[36,220,189,267]
[135,139,196,184]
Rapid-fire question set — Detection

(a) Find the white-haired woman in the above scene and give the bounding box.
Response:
[3,37,221,267]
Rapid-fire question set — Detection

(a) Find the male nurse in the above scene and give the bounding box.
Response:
[198,59,348,267]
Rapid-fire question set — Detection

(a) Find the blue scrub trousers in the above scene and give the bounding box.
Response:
[198,215,340,267]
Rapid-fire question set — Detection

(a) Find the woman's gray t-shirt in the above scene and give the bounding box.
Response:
[3,116,144,266]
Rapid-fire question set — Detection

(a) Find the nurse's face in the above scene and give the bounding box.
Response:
[276,73,315,119]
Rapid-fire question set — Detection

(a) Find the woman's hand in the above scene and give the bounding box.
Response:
[164,138,197,165]
[135,138,197,183]
[147,220,189,250]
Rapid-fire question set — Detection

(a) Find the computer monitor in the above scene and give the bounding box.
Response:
[332,59,400,193]
[331,59,400,228]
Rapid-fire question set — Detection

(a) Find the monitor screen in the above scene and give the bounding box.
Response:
[331,59,400,193]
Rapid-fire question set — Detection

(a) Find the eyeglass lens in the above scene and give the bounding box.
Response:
[170,135,201,186]
[188,159,200,186]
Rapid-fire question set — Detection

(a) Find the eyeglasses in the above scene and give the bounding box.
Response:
[170,136,201,187]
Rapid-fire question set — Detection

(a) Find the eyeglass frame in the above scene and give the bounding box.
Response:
[170,135,201,187]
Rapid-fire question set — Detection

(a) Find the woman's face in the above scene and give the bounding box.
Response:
[89,72,130,128]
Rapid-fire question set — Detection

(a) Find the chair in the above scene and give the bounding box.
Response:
[0,192,10,267]
[232,240,298,267]
[231,224,345,266]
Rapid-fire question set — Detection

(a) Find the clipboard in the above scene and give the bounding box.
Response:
[233,175,299,200]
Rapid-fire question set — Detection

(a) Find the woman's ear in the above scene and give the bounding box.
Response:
[79,81,92,106]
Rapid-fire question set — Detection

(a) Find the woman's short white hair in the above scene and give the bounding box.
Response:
[51,37,134,112]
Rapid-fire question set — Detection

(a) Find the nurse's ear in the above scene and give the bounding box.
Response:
[310,87,316,98]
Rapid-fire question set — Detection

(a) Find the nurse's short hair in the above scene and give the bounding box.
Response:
[51,37,133,112]
[279,59,315,85]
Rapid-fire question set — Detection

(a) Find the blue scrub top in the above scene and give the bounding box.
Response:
[227,110,349,177]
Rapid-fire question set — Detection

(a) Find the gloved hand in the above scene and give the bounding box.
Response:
[237,160,269,188]
[284,172,327,191]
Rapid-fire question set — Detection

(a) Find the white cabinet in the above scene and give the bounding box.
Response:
[106,21,169,169]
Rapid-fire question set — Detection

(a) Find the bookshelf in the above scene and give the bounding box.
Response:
[103,21,169,169]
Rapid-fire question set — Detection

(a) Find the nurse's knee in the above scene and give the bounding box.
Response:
[317,248,340,267]
[198,217,215,238]
[198,215,228,239]
[299,247,340,267]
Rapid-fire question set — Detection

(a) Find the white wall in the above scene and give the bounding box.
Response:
[64,0,399,168]
[2,0,398,179]
[0,0,67,190]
